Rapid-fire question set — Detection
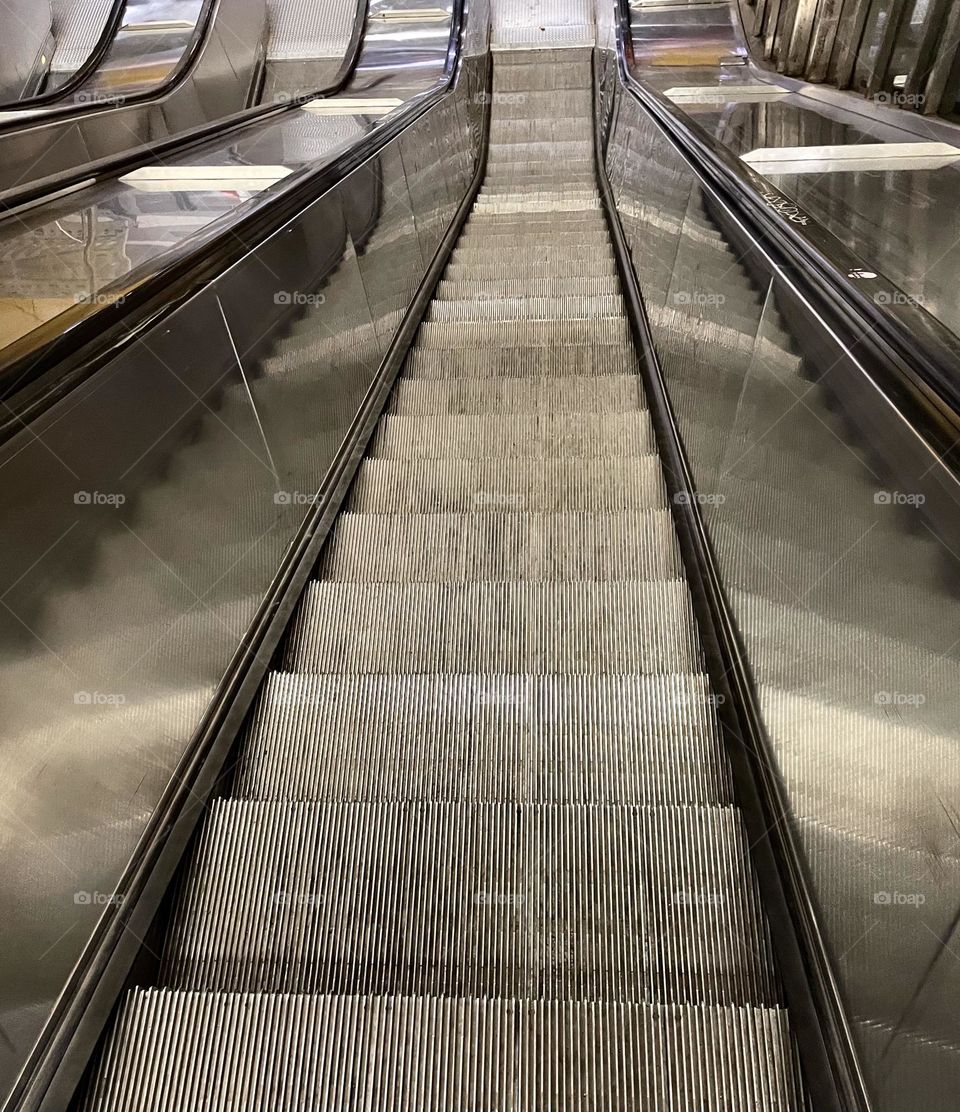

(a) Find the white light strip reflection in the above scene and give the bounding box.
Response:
[301,98,403,115]
[743,141,960,175]
[120,165,294,192]
[663,84,788,103]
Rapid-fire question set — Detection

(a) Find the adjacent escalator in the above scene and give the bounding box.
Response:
[82,46,806,1109]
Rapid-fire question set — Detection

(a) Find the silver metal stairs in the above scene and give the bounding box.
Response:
[82,47,806,1110]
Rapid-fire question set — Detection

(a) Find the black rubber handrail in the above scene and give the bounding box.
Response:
[0,0,220,134]
[616,0,960,460]
[0,0,128,110]
[2,6,478,1109]
[0,0,372,215]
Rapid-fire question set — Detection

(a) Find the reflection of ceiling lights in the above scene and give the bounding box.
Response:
[664,84,788,103]
[123,21,195,32]
[302,98,402,116]
[743,141,960,175]
[119,165,294,192]
[372,8,450,20]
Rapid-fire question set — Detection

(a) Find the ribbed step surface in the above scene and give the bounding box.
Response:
[284,579,701,673]
[389,373,644,413]
[163,799,775,1003]
[86,992,801,1110]
[348,456,667,512]
[320,509,679,580]
[85,43,802,1110]
[370,412,654,458]
[235,671,733,804]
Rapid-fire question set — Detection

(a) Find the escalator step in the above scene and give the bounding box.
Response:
[283,579,701,673]
[446,254,618,278]
[347,455,667,512]
[235,671,734,805]
[435,276,622,299]
[319,509,680,581]
[369,412,654,458]
[414,319,632,347]
[85,991,801,1110]
[162,800,775,1003]
[402,346,636,380]
[471,191,601,212]
[427,294,625,323]
[389,373,644,413]
[488,119,593,143]
[492,88,593,116]
[488,140,594,162]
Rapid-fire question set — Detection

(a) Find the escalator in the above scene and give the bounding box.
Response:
[80,45,806,1108]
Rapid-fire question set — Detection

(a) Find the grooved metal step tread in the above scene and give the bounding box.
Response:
[495,64,593,91]
[427,294,626,324]
[482,177,598,194]
[283,579,701,674]
[369,412,654,459]
[86,991,802,1111]
[435,276,622,300]
[415,319,632,348]
[472,193,601,212]
[162,800,776,1004]
[348,456,667,513]
[461,216,607,235]
[491,89,593,115]
[489,127,594,149]
[235,671,734,805]
[320,509,680,581]
[447,254,618,279]
[454,230,612,251]
[402,346,637,380]
[388,372,644,414]
[488,140,594,161]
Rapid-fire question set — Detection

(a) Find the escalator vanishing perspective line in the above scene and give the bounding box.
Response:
[82,46,807,1109]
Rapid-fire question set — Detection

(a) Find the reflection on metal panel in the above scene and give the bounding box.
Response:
[48,0,115,83]
[0,32,487,1103]
[742,140,960,173]
[303,97,404,114]
[663,82,789,102]
[119,165,295,190]
[600,42,960,1107]
[0,0,54,103]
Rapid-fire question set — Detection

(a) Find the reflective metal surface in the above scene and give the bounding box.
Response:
[626,0,960,356]
[0,0,269,199]
[77,0,207,99]
[602,34,960,1110]
[46,0,118,93]
[262,0,366,101]
[0,0,458,357]
[742,0,960,118]
[0,1,54,103]
[0,2,487,1103]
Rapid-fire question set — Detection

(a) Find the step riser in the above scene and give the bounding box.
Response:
[388,373,643,414]
[284,580,701,674]
[402,347,639,380]
[87,992,802,1111]
[368,413,655,459]
[235,672,734,805]
[164,801,776,1005]
[347,457,668,513]
[320,510,680,581]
